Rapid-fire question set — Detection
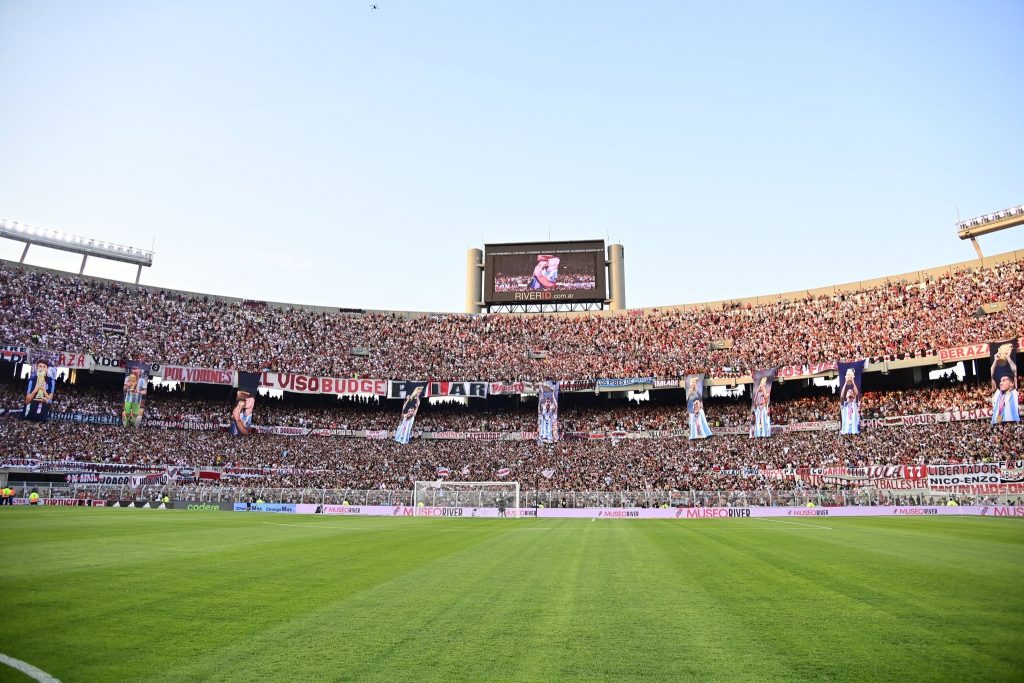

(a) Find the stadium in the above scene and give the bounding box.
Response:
[2,3,1024,683]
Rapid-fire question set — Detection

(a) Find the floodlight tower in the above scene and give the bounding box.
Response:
[958,203,1024,260]
[0,218,154,284]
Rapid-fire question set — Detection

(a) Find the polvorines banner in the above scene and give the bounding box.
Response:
[161,365,234,385]
[837,360,865,435]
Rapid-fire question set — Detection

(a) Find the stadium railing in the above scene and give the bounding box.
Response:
[11,482,1012,507]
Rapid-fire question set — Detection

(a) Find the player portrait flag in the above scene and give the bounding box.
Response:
[989,339,1020,424]
[23,355,56,422]
[394,381,428,444]
[231,371,261,436]
[837,360,865,435]
[122,361,149,428]
[750,368,776,438]
[685,373,712,439]
[537,380,560,444]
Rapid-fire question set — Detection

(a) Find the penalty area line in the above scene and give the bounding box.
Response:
[758,518,832,530]
[0,653,61,683]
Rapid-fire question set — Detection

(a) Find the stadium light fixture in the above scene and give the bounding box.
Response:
[957,203,1024,259]
[0,217,155,284]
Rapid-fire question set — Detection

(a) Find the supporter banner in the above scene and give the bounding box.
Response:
[489,381,531,396]
[869,479,922,491]
[938,342,989,364]
[1001,460,1024,484]
[750,369,776,438]
[685,374,711,440]
[419,431,536,441]
[596,377,655,391]
[559,379,597,393]
[160,365,234,385]
[253,425,309,436]
[0,457,42,470]
[89,354,128,373]
[48,411,121,426]
[0,344,30,364]
[388,380,430,400]
[837,360,865,435]
[147,419,222,431]
[927,463,1002,487]
[50,351,90,369]
[989,339,1020,424]
[82,473,165,487]
[260,372,387,397]
[775,361,837,381]
[931,484,1024,495]
[654,379,684,389]
[428,381,488,398]
[538,380,560,444]
[394,383,426,444]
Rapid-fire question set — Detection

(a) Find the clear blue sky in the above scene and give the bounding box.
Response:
[0,0,1021,311]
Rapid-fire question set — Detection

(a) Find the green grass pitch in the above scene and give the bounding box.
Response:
[1,508,1022,682]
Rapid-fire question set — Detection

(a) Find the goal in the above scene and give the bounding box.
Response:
[412,481,520,517]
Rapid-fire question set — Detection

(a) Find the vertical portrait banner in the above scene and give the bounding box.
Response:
[750,368,776,438]
[122,361,149,428]
[538,380,560,444]
[685,374,711,440]
[394,382,428,444]
[837,360,865,435]
[231,371,260,436]
[23,356,56,422]
[990,339,1020,424]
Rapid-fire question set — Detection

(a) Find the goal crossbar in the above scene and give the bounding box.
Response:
[412,481,520,517]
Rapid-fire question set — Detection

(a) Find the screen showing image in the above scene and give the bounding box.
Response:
[484,241,606,303]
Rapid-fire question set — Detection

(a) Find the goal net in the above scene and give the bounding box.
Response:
[412,481,520,517]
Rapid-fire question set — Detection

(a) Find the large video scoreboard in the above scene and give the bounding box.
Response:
[483,240,607,304]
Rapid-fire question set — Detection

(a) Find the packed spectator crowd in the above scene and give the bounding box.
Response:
[3,415,1020,493]
[1,256,1021,381]
[1,375,999,433]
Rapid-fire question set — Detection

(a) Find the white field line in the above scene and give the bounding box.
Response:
[758,518,832,530]
[0,653,61,683]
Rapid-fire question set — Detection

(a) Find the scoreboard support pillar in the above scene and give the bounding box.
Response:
[607,243,626,311]
[465,248,484,314]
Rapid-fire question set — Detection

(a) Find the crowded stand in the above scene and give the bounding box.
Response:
[2,253,1022,507]
[1,256,1022,380]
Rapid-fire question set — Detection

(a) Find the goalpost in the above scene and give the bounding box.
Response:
[412,481,521,517]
